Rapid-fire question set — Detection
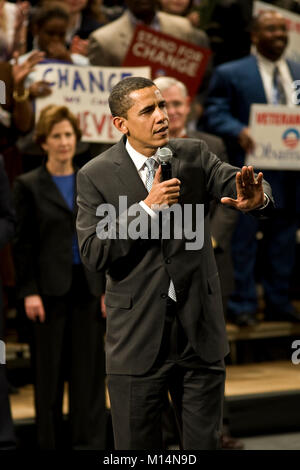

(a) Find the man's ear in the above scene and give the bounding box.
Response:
[113,116,128,135]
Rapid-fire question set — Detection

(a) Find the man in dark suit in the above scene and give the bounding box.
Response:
[204,10,300,325]
[153,76,243,450]
[76,76,273,450]
[0,156,16,449]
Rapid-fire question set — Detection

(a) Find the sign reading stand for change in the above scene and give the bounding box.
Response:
[246,104,300,170]
[122,25,211,99]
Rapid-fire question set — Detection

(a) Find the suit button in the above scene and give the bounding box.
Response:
[161,293,167,299]
[165,258,171,264]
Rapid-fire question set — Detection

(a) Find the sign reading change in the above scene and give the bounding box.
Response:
[246,104,300,170]
[34,63,151,143]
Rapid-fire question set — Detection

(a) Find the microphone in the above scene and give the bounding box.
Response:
[157,147,173,181]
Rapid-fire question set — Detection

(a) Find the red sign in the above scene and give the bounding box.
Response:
[122,25,211,98]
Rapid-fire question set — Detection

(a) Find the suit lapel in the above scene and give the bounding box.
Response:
[250,55,267,103]
[38,164,74,213]
[158,11,189,40]
[111,138,148,206]
[115,12,134,63]
[111,138,182,207]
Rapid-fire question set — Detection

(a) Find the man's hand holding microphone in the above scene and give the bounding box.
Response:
[144,148,181,210]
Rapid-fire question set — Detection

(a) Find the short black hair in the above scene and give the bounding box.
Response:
[250,10,281,32]
[32,2,70,29]
[108,76,156,118]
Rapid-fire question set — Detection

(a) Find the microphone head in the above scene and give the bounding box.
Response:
[157,147,173,164]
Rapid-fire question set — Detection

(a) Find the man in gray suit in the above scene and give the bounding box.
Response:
[154,76,243,449]
[88,0,209,66]
[76,77,273,450]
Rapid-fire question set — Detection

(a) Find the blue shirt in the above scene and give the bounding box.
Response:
[52,173,81,265]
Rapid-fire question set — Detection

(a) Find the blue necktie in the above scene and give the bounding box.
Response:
[144,158,177,302]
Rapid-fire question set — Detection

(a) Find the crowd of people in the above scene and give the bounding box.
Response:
[0,0,299,451]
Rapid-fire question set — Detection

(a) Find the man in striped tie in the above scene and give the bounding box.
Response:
[204,10,300,326]
[77,76,273,450]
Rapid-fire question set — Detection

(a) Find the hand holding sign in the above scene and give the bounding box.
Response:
[71,36,89,57]
[12,50,45,91]
[221,166,265,212]
[238,127,255,154]
[29,80,52,98]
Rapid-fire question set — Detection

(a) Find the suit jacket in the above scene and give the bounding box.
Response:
[76,136,273,375]
[74,12,104,41]
[0,156,15,336]
[13,164,104,299]
[0,156,15,252]
[88,10,209,66]
[204,54,300,211]
[0,62,15,151]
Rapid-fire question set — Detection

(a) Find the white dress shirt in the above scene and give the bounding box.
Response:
[125,138,159,217]
[254,50,295,106]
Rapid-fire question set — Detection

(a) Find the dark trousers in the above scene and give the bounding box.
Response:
[32,266,106,450]
[229,209,298,315]
[0,284,16,449]
[108,300,225,450]
[0,368,16,449]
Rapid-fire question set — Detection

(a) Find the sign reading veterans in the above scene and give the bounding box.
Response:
[254,1,300,63]
[122,25,211,98]
[34,63,151,143]
[246,104,300,170]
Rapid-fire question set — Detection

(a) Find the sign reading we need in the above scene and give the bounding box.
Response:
[34,64,151,143]
[122,25,211,99]
[246,104,300,170]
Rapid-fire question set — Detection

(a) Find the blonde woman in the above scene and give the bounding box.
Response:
[13,105,106,450]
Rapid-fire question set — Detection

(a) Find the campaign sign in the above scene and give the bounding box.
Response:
[246,104,300,170]
[122,25,211,98]
[34,64,151,143]
[254,1,300,63]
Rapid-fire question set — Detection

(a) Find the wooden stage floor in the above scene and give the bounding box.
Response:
[9,360,300,422]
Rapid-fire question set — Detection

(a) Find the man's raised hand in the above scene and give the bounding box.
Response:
[221,166,265,212]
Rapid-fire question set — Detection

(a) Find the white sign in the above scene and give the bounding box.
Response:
[34,64,151,143]
[254,1,300,63]
[246,103,300,170]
